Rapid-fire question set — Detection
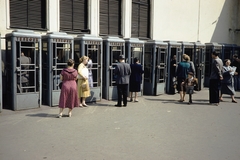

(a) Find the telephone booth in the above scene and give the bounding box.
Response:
[102,37,125,100]
[42,32,73,106]
[204,42,222,87]
[192,41,205,91]
[220,43,234,60]
[164,41,181,94]
[74,34,102,102]
[0,34,2,112]
[5,30,42,110]
[233,45,240,57]
[125,38,144,96]
[143,40,168,95]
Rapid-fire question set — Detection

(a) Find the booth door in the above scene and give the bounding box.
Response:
[109,46,123,100]
[155,47,167,95]
[16,42,40,110]
[130,47,144,96]
[196,48,205,91]
[85,46,101,102]
[51,43,72,106]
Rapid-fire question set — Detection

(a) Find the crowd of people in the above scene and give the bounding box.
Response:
[57,51,240,118]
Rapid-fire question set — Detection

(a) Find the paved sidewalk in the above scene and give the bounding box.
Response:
[0,88,240,160]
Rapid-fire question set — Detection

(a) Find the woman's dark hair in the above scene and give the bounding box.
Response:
[67,59,75,66]
[212,51,220,57]
[134,57,139,63]
[224,59,230,64]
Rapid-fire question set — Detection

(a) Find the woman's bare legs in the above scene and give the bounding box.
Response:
[130,92,133,101]
[82,97,88,107]
[134,92,138,102]
[58,108,64,118]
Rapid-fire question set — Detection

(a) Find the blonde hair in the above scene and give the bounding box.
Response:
[182,54,190,61]
[79,56,89,63]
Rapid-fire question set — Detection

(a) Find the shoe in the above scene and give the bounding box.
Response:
[115,104,122,107]
[83,104,88,107]
[232,100,237,103]
[188,102,191,105]
[57,114,62,118]
[79,104,83,108]
[123,104,127,107]
[219,98,223,102]
[134,99,139,102]
[129,98,133,102]
[178,100,184,102]
[68,113,72,117]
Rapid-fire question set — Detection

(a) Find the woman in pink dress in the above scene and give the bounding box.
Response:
[57,59,79,118]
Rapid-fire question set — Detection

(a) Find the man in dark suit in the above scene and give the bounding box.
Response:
[114,55,131,107]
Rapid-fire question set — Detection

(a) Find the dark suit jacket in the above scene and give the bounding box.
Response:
[114,62,131,84]
[130,63,144,83]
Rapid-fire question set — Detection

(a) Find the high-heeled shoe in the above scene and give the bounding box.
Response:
[57,114,62,118]
[232,100,237,103]
[83,104,88,107]
[79,104,83,108]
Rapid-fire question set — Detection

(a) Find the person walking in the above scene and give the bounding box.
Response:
[219,59,237,103]
[58,59,79,118]
[231,54,240,91]
[129,57,144,102]
[209,51,223,106]
[78,56,90,107]
[114,55,131,107]
[176,54,191,102]
[182,72,198,104]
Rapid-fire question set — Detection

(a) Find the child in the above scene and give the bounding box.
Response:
[182,72,198,104]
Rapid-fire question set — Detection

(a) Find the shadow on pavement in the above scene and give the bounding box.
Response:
[25,113,57,118]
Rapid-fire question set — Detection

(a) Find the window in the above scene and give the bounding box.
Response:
[10,0,46,30]
[100,0,122,36]
[131,0,150,39]
[60,0,89,33]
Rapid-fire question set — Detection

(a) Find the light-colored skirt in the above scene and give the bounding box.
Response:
[78,79,90,98]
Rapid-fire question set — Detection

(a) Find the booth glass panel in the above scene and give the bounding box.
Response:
[52,43,71,90]
[85,44,101,87]
[16,41,39,93]
[144,46,152,83]
[110,46,122,86]
[130,47,143,64]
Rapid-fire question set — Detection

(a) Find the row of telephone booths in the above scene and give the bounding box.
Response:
[1,30,240,111]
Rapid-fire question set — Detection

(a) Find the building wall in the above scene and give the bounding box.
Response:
[0,0,240,47]
[152,0,240,44]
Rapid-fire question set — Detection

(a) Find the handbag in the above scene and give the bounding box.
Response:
[81,80,89,92]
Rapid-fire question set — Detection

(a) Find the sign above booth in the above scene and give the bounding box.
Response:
[16,37,39,42]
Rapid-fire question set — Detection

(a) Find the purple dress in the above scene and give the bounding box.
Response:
[59,68,79,109]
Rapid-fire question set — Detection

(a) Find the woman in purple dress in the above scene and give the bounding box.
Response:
[57,59,79,118]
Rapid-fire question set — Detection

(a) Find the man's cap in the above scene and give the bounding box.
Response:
[119,55,125,59]
[188,72,194,76]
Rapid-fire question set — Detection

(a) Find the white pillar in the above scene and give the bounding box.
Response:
[48,0,59,32]
[89,0,99,36]
[122,0,132,38]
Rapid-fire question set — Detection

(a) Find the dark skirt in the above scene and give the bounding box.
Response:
[129,81,141,92]
[221,83,235,95]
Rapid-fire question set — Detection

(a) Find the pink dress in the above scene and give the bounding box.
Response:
[59,68,79,109]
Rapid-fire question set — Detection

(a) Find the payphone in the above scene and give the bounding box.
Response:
[102,37,125,100]
[204,42,222,87]
[5,30,42,110]
[144,40,168,95]
[42,32,73,106]
[74,34,102,102]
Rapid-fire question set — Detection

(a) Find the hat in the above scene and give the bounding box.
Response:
[119,55,125,60]
[188,72,194,76]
